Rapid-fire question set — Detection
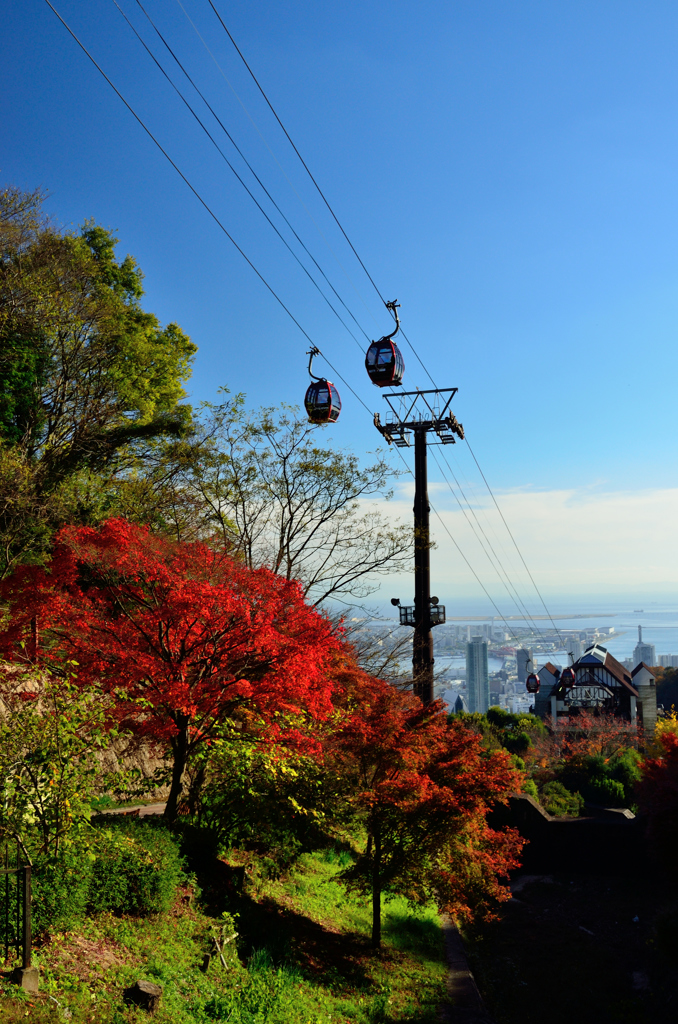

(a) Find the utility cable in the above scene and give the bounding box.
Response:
[112,0,365,351]
[205,0,388,310]
[465,437,565,644]
[42,0,324,351]
[132,0,372,345]
[434,445,548,635]
[391,449,532,652]
[176,0,382,327]
[429,447,549,639]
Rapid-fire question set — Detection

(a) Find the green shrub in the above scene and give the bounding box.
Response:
[89,820,184,915]
[522,778,539,801]
[31,852,93,934]
[539,781,584,817]
[584,776,626,807]
[558,751,640,808]
[30,820,184,935]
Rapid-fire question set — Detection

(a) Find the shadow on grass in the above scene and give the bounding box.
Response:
[383,913,443,959]
[190,850,372,988]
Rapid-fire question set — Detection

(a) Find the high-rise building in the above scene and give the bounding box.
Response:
[516,648,534,683]
[467,636,490,713]
[568,639,582,663]
[633,625,656,668]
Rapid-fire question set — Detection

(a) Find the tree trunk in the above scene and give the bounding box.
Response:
[371,823,382,949]
[164,719,189,822]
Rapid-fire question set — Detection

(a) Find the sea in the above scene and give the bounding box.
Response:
[431,602,678,678]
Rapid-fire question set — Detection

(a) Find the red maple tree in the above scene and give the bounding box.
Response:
[637,729,678,875]
[0,518,341,819]
[327,663,524,946]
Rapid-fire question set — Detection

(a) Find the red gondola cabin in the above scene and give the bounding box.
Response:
[526,672,540,694]
[304,379,341,424]
[560,667,576,688]
[365,337,405,387]
[365,299,405,387]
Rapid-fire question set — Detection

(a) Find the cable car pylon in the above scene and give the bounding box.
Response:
[375,388,465,703]
[304,346,342,424]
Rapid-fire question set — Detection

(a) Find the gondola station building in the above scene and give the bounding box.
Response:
[533,643,657,733]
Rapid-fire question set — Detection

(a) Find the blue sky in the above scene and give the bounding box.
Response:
[3,0,678,609]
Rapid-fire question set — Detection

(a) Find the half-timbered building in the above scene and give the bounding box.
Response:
[533,643,657,727]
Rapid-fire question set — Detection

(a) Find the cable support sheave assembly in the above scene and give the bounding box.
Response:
[43,0,562,659]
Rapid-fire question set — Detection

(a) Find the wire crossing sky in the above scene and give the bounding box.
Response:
[4,0,678,608]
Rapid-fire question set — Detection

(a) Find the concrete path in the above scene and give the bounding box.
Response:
[100,801,166,817]
[439,915,496,1024]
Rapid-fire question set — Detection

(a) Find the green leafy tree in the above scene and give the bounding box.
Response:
[136,394,412,609]
[0,670,118,861]
[190,714,341,865]
[0,185,196,574]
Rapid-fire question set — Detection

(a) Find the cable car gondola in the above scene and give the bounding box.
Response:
[304,346,341,424]
[365,300,405,387]
[526,672,540,694]
[560,667,576,688]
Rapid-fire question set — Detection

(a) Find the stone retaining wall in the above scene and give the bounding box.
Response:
[490,795,646,874]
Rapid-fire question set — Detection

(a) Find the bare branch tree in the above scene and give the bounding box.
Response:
[171,396,412,608]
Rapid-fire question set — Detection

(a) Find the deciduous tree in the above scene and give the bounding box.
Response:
[0,518,341,820]
[0,186,196,574]
[328,664,524,946]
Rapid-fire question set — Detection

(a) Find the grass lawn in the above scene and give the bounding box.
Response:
[463,872,678,1024]
[0,849,448,1023]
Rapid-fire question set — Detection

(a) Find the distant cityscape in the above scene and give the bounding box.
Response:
[439,622,674,715]
[349,616,678,717]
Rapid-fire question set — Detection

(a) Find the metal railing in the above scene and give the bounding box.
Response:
[1,843,32,971]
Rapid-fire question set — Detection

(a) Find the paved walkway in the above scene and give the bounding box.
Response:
[101,801,166,817]
[440,915,495,1024]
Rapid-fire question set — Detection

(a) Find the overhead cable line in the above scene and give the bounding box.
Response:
[465,437,565,641]
[205,0,388,309]
[429,447,548,637]
[131,0,371,344]
[391,450,529,651]
[433,443,548,630]
[43,0,335,356]
[112,0,365,351]
[201,1,454,386]
[175,0,381,327]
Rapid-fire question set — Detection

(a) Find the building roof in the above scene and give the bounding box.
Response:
[631,662,657,679]
[576,644,638,697]
[539,662,559,676]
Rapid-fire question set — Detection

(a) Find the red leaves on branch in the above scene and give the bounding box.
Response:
[538,712,639,764]
[637,730,678,875]
[0,518,341,817]
[327,665,524,944]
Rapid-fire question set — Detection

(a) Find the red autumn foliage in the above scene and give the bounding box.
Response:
[327,663,525,946]
[637,730,678,875]
[0,518,341,818]
[534,711,639,769]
